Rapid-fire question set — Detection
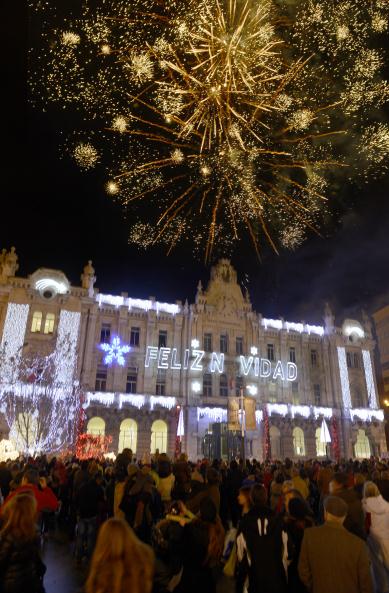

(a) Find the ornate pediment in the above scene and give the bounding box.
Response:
[196,259,251,317]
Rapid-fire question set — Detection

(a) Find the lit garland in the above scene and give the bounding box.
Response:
[362,350,378,409]
[54,310,81,385]
[263,406,271,461]
[29,0,389,259]
[0,303,29,383]
[330,416,341,461]
[75,433,113,460]
[337,346,352,409]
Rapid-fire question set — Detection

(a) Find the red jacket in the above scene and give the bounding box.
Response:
[3,484,59,514]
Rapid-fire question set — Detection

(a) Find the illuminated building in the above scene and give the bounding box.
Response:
[0,250,386,460]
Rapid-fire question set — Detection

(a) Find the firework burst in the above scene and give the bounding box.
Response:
[29,0,388,259]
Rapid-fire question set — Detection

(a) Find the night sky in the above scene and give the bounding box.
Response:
[2,3,389,325]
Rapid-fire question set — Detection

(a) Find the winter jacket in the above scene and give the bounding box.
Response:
[363,494,389,568]
[0,534,46,593]
[334,487,366,540]
[157,474,175,502]
[75,479,105,519]
[236,506,288,593]
[3,484,58,515]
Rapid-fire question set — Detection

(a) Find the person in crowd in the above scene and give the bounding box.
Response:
[0,462,12,500]
[362,480,389,593]
[0,493,46,593]
[225,459,244,527]
[72,460,89,498]
[85,517,154,593]
[236,484,287,593]
[376,470,389,503]
[284,496,314,593]
[237,479,255,518]
[172,454,192,502]
[354,472,366,500]
[120,467,163,543]
[275,479,294,513]
[176,497,225,593]
[270,470,284,510]
[3,468,58,515]
[298,496,373,593]
[329,472,366,539]
[186,467,221,514]
[74,468,105,564]
[292,468,310,500]
[156,455,175,508]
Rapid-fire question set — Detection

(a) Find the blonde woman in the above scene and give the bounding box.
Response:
[85,518,154,593]
[363,480,389,593]
[0,493,46,593]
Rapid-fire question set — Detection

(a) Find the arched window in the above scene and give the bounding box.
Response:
[354,429,371,459]
[293,427,305,456]
[315,427,327,457]
[151,419,168,454]
[43,313,55,334]
[270,425,281,459]
[31,311,42,333]
[118,419,137,453]
[87,416,106,437]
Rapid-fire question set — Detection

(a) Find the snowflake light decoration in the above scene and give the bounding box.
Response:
[99,336,131,366]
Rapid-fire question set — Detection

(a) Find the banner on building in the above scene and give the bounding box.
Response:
[244,397,257,431]
[228,397,240,431]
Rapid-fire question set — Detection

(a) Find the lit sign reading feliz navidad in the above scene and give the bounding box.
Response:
[145,345,298,381]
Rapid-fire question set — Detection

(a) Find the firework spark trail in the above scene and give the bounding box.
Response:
[29,0,389,259]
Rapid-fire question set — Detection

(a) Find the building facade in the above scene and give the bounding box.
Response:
[373,304,389,403]
[0,249,386,460]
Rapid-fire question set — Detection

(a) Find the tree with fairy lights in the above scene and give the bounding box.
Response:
[0,339,81,456]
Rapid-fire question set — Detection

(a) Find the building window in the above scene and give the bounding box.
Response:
[353,353,360,369]
[267,344,275,361]
[353,387,363,408]
[315,427,327,457]
[236,337,243,355]
[347,352,352,368]
[95,364,107,391]
[293,427,306,456]
[31,311,42,333]
[292,381,299,405]
[43,313,55,335]
[204,333,212,352]
[150,419,168,454]
[311,350,318,367]
[268,381,277,403]
[87,416,105,437]
[347,351,361,369]
[158,331,167,348]
[203,373,212,397]
[156,369,166,396]
[118,419,137,453]
[100,323,111,343]
[126,367,138,394]
[289,347,296,363]
[219,373,228,397]
[130,327,140,347]
[313,384,321,406]
[220,334,228,354]
[235,375,243,397]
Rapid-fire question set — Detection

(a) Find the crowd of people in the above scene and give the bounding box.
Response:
[1,451,389,593]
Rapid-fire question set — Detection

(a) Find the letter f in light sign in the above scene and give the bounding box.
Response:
[145,346,158,367]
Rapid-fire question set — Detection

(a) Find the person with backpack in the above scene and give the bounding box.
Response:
[236,484,287,593]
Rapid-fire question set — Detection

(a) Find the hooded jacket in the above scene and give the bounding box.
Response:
[363,494,389,568]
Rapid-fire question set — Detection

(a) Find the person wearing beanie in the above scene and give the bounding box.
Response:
[284,497,314,593]
[298,496,373,593]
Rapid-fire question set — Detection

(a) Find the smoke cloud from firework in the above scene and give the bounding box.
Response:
[29,0,388,260]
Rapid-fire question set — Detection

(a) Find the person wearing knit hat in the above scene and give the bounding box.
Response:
[298,495,373,593]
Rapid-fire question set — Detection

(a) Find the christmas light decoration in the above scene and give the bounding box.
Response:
[97,293,180,315]
[85,392,115,407]
[197,407,227,422]
[362,350,378,409]
[119,394,145,409]
[250,347,258,356]
[267,403,288,417]
[150,396,176,410]
[313,406,333,420]
[247,384,258,396]
[290,405,311,419]
[191,339,200,349]
[0,303,29,382]
[337,346,352,409]
[99,336,131,366]
[192,381,202,393]
[75,433,112,460]
[330,416,341,461]
[34,278,68,294]
[343,324,365,339]
[255,410,263,423]
[350,408,384,422]
[54,310,81,385]
[263,406,271,461]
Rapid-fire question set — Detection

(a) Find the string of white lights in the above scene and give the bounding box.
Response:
[0,303,29,382]
[54,310,81,385]
[362,350,378,409]
[337,346,352,409]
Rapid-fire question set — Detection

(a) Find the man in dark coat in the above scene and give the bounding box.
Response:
[298,496,373,593]
[329,472,366,539]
